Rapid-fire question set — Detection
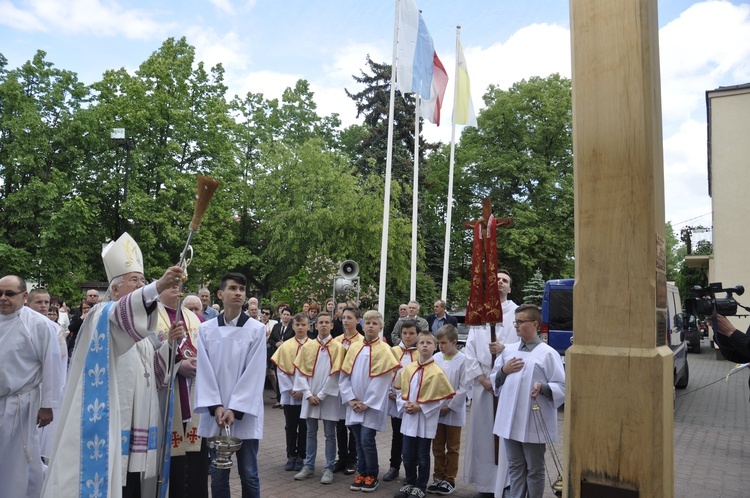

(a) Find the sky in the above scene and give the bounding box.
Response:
[2,0,750,243]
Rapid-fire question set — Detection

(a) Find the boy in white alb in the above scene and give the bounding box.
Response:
[428,324,467,495]
[383,320,420,482]
[339,310,400,493]
[394,332,455,498]
[491,304,565,498]
[270,313,310,471]
[292,313,345,484]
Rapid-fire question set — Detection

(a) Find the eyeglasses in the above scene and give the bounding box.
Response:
[513,319,537,326]
[261,311,271,316]
[0,290,23,298]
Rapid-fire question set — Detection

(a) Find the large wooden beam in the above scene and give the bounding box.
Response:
[564,0,673,497]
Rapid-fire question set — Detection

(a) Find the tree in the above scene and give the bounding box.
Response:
[522,269,546,306]
[426,74,575,299]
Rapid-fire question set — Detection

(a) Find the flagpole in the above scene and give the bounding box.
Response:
[410,94,420,301]
[441,25,461,302]
[378,0,400,315]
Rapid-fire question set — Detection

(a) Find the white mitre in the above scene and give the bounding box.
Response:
[102,232,144,282]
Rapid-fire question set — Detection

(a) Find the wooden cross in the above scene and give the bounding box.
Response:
[462,197,513,465]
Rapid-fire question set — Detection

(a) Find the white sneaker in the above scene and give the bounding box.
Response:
[294,467,314,480]
[321,469,334,484]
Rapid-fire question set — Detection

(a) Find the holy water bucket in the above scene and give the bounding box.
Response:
[207,424,242,469]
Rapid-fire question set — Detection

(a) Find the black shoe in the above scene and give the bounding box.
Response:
[294,457,304,470]
[472,494,494,498]
[332,459,346,473]
[284,457,296,471]
[361,476,379,493]
[344,460,358,475]
[383,467,399,481]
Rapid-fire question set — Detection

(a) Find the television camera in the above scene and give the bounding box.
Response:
[685,282,746,317]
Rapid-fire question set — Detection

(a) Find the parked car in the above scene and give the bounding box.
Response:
[685,314,702,353]
[540,278,689,388]
[540,279,574,355]
[452,310,468,348]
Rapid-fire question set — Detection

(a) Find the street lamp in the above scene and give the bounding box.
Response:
[111,128,132,237]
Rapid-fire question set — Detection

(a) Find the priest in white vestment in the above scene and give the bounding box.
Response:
[195,272,267,498]
[464,271,519,498]
[491,304,565,498]
[0,275,64,498]
[41,232,185,498]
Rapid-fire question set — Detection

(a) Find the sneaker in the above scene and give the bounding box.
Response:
[284,457,296,471]
[394,485,414,498]
[321,469,334,484]
[350,474,366,491]
[294,457,304,471]
[361,476,379,493]
[333,459,347,473]
[344,460,358,475]
[427,480,442,494]
[294,466,314,480]
[409,488,426,498]
[383,467,399,481]
[435,481,454,495]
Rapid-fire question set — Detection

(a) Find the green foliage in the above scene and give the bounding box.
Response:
[522,269,546,306]
[0,44,577,319]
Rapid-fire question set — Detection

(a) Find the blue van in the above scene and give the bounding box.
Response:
[540,278,689,388]
[540,279,574,355]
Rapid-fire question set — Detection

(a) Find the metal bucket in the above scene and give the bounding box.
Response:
[207,425,242,469]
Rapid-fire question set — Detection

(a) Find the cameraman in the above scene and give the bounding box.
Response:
[712,314,750,363]
[711,315,750,402]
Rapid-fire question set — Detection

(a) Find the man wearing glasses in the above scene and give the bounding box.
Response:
[490,304,565,498]
[41,232,186,498]
[0,275,65,498]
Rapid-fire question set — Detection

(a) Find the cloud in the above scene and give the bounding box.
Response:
[659,0,750,129]
[186,27,249,73]
[0,0,47,31]
[208,0,234,15]
[0,0,170,39]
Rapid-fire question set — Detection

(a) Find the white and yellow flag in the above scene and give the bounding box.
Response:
[453,39,477,127]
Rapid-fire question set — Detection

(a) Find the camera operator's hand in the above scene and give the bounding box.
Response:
[714,314,737,337]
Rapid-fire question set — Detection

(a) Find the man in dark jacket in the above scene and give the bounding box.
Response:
[426,299,458,335]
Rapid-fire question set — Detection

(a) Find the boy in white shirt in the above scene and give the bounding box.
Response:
[339,310,400,492]
[270,313,310,471]
[428,324,467,495]
[292,313,345,484]
[394,332,455,498]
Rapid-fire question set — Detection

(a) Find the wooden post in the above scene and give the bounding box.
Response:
[564,0,673,497]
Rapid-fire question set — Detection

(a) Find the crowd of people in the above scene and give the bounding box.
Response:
[0,232,566,498]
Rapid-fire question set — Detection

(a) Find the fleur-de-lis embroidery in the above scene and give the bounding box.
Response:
[91,332,105,353]
[88,363,106,387]
[88,398,105,422]
[86,472,104,498]
[87,434,106,460]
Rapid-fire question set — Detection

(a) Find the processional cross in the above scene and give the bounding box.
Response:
[462,197,513,464]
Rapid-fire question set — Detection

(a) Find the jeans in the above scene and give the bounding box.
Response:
[504,438,546,498]
[304,418,337,471]
[402,435,432,491]
[209,438,260,498]
[349,424,379,477]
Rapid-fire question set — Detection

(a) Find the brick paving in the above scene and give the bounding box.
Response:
[214,339,749,497]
